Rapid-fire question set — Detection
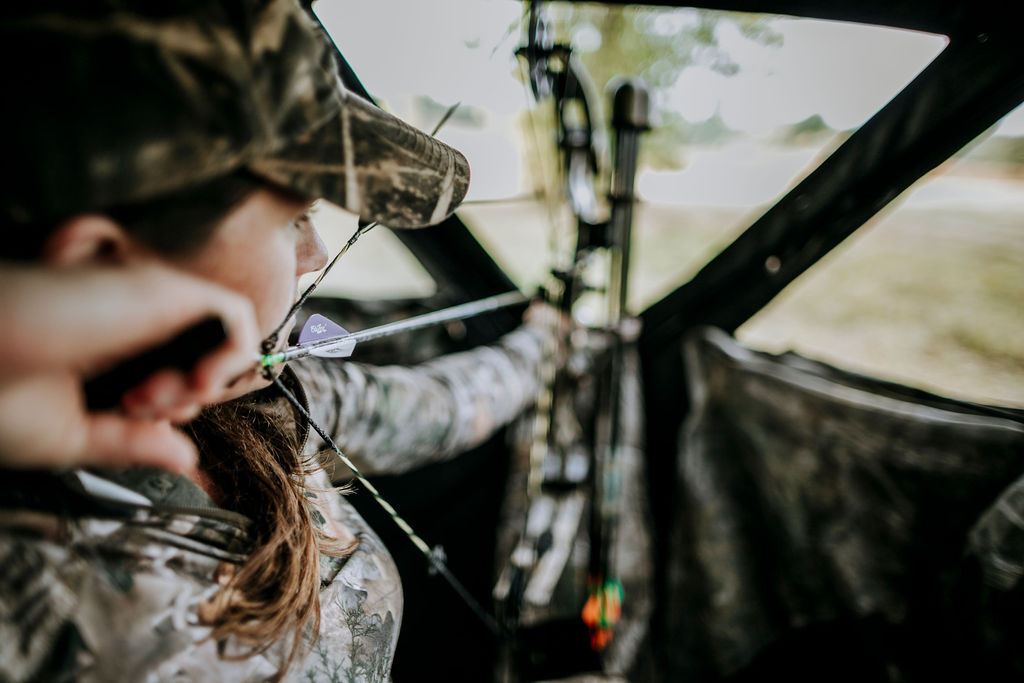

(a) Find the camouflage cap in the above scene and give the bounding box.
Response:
[0,0,469,229]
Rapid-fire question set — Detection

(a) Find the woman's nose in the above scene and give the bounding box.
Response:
[296,217,329,276]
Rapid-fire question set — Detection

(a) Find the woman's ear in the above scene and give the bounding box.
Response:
[42,215,137,266]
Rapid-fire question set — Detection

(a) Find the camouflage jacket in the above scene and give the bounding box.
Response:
[0,325,545,682]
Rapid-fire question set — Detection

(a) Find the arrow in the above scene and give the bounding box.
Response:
[259,290,528,368]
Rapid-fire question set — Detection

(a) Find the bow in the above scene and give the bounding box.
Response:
[492,3,651,676]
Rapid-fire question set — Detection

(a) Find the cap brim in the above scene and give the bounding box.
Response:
[249,87,470,230]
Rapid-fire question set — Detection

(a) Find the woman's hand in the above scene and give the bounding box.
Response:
[0,263,261,472]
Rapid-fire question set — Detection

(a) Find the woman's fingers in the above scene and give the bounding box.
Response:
[0,373,196,474]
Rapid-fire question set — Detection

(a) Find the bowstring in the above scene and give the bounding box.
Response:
[259,101,463,356]
[258,138,513,636]
[261,219,377,354]
[252,25,526,639]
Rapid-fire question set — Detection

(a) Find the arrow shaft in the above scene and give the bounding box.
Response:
[260,290,528,367]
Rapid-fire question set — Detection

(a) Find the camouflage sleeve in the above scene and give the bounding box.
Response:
[291,324,547,475]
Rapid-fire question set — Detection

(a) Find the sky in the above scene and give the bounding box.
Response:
[667,18,947,133]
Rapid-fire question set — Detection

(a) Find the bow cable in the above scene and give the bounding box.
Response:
[266,370,510,639]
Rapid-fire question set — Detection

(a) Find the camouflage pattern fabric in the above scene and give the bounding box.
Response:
[970,476,1024,592]
[0,325,546,681]
[293,325,547,479]
[0,469,401,683]
[665,327,1024,681]
[0,0,469,229]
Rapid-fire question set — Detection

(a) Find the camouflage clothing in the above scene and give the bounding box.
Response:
[1,0,468,230]
[294,324,547,477]
[0,325,546,682]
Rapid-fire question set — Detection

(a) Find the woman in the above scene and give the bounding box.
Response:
[0,1,546,680]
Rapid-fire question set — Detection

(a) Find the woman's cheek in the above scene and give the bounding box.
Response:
[250,248,298,339]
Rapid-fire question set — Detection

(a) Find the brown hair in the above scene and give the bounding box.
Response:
[186,387,354,676]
